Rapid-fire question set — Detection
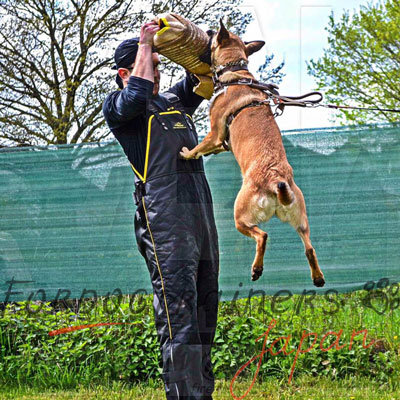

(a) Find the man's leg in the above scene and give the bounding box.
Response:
[155,258,204,399]
[135,197,208,399]
[193,173,220,399]
[153,281,204,399]
[197,258,219,399]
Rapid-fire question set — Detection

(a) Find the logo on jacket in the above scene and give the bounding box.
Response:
[173,122,186,129]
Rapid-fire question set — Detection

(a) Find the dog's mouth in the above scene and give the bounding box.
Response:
[199,30,215,66]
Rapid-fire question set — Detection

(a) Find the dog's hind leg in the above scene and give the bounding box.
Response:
[234,185,269,281]
[291,184,325,287]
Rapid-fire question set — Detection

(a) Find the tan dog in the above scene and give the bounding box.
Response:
[180,21,325,287]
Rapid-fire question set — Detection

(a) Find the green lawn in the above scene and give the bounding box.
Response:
[1,377,400,400]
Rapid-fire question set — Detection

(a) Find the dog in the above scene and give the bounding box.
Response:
[179,21,325,287]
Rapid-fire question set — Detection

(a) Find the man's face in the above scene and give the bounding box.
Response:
[152,53,161,96]
[119,53,161,96]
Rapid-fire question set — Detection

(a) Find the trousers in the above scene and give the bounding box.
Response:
[134,172,219,399]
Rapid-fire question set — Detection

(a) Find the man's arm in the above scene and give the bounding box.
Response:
[103,77,154,128]
[167,72,205,115]
[131,22,159,82]
[103,22,159,128]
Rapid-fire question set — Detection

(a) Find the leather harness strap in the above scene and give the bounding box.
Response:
[212,70,324,151]
[214,77,280,95]
[226,100,270,126]
[222,100,270,151]
[212,58,249,81]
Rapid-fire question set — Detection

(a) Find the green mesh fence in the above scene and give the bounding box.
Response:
[1,125,399,302]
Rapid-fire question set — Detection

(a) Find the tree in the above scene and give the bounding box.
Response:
[307,0,400,125]
[0,0,143,146]
[0,0,282,147]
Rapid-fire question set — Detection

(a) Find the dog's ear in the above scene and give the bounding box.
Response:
[245,40,265,56]
[216,18,230,44]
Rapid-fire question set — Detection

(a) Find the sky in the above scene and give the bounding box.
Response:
[231,0,380,131]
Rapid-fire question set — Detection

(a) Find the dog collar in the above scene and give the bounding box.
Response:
[212,59,249,81]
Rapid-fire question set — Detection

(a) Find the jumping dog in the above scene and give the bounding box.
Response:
[180,21,325,287]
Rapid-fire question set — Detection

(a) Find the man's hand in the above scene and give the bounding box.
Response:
[132,21,160,85]
[139,21,160,46]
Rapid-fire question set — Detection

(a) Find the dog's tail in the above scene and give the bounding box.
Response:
[276,181,294,206]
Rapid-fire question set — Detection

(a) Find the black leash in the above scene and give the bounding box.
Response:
[215,77,400,117]
[318,103,400,114]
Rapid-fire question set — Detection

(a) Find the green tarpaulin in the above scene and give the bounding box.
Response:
[1,125,399,301]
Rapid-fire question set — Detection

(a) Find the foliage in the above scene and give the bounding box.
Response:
[307,0,400,125]
[0,295,159,388]
[0,0,285,147]
[256,54,285,86]
[0,290,399,391]
[0,0,140,146]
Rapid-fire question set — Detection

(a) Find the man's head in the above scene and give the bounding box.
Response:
[112,37,161,96]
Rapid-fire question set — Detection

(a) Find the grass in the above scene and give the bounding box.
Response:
[1,377,400,399]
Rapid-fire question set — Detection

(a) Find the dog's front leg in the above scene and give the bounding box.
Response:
[180,131,224,159]
[180,117,226,159]
[207,143,228,155]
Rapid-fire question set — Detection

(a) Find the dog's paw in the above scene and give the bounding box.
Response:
[313,277,325,287]
[179,146,191,160]
[251,267,263,281]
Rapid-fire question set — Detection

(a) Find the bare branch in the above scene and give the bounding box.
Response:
[0,0,254,145]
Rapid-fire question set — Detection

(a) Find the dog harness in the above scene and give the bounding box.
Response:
[211,61,323,151]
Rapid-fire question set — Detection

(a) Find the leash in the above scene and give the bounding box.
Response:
[315,103,400,114]
[270,89,400,117]
[215,77,400,117]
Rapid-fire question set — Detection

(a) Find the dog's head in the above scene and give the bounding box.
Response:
[209,19,265,67]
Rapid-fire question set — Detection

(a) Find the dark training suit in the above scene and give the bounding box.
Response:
[103,74,219,399]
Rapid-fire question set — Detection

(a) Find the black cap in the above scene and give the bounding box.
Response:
[112,37,157,89]
[112,37,140,70]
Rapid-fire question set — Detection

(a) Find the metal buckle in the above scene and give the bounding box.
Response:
[237,78,252,85]
[273,104,285,118]
[133,182,146,205]
[272,97,280,105]
[212,72,220,85]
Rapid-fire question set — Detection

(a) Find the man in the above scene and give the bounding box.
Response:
[103,21,219,400]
